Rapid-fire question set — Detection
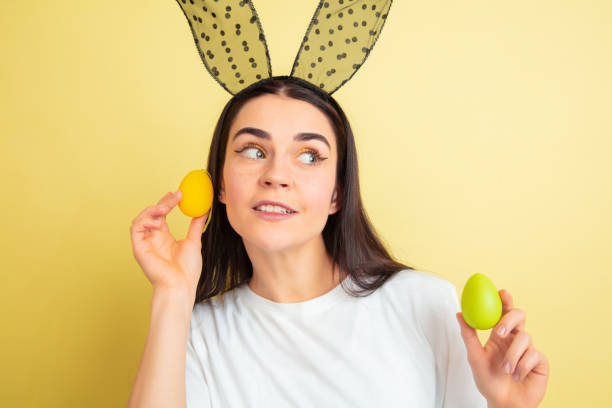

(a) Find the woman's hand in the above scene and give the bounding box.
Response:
[130,190,210,296]
[456,290,550,408]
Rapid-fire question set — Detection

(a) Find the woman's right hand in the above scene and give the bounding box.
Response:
[130,190,210,296]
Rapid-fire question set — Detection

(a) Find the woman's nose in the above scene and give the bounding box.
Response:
[264,179,289,187]
[262,171,290,188]
[261,157,292,188]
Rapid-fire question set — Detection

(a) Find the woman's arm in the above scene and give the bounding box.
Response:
[127,289,194,408]
[127,189,210,407]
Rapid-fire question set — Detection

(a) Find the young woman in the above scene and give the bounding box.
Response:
[128,77,549,408]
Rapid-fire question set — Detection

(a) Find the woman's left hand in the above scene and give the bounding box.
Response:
[456,289,550,408]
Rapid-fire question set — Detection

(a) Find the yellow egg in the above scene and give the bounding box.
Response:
[177,169,214,219]
[461,273,502,330]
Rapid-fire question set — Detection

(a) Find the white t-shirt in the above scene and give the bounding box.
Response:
[185,269,488,407]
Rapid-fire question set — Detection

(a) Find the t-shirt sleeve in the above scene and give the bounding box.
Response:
[185,315,211,408]
[426,279,488,408]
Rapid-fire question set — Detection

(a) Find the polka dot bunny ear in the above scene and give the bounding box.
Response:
[174,0,272,95]
[291,0,392,95]
[173,0,392,96]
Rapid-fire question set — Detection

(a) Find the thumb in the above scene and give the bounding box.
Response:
[186,210,210,243]
[456,312,485,367]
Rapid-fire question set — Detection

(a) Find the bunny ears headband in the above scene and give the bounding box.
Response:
[174,0,393,96]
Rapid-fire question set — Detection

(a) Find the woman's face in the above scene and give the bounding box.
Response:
[219,93,340,252]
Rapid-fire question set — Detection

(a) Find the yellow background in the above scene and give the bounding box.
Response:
[1,0,610,406]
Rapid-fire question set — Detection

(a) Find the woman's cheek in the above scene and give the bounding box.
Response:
[300,178,335,213]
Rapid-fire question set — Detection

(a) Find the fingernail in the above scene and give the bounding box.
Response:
[497,325,506,336]
[513,372,520,381]
[504,362,511,374]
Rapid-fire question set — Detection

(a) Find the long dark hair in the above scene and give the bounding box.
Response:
[196,76,414,304]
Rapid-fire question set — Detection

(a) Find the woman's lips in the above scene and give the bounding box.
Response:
[252,208,298,221]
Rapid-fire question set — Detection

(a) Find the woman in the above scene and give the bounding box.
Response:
[128,76,549,407]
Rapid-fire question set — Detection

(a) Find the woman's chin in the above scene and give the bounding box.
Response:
[238,230,300,252]
[251,237,297,253]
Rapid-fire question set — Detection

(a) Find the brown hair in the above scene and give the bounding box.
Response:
[196,76,414,304]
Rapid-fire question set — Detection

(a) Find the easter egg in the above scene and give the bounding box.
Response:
[177,169,214,219]
[461,273,502,330]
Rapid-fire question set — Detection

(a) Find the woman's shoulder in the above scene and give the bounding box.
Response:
[385,268,457,297]
[377,268,460,319]
[190,284,244,330]
[383,269,462,341]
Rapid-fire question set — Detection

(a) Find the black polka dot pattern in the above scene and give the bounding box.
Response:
[175,0,272,95]
[176,0,392,96]
[290,0,392,95]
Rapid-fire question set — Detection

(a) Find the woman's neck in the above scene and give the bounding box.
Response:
[245,235,346,303]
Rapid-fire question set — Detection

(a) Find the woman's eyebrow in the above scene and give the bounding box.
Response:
[232,127,330,149]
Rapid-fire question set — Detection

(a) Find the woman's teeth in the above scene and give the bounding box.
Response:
[255,205,294,214]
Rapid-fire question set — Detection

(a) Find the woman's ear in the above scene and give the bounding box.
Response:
[329,186,341,215]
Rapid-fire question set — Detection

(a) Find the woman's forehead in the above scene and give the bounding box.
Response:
[229,94,336,146]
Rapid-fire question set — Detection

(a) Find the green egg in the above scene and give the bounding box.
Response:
[461,273,502,330]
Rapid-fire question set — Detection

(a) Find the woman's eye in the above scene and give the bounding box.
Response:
[298,150,321,165]
[235,144,327,166]
[237,145,265,159]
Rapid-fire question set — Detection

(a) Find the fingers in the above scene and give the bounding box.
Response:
[157,190,182,206]
[501,331,532,377]
[131,191,183,238]
[153,190,182,218]
[456,313,485,367]
[500,289,514,315]
[141,217,163,231]
[133,191,181,224]
[513,346,543,381]
[186,210,211,243]
[493,307,526,339]
[131,217,164,244]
